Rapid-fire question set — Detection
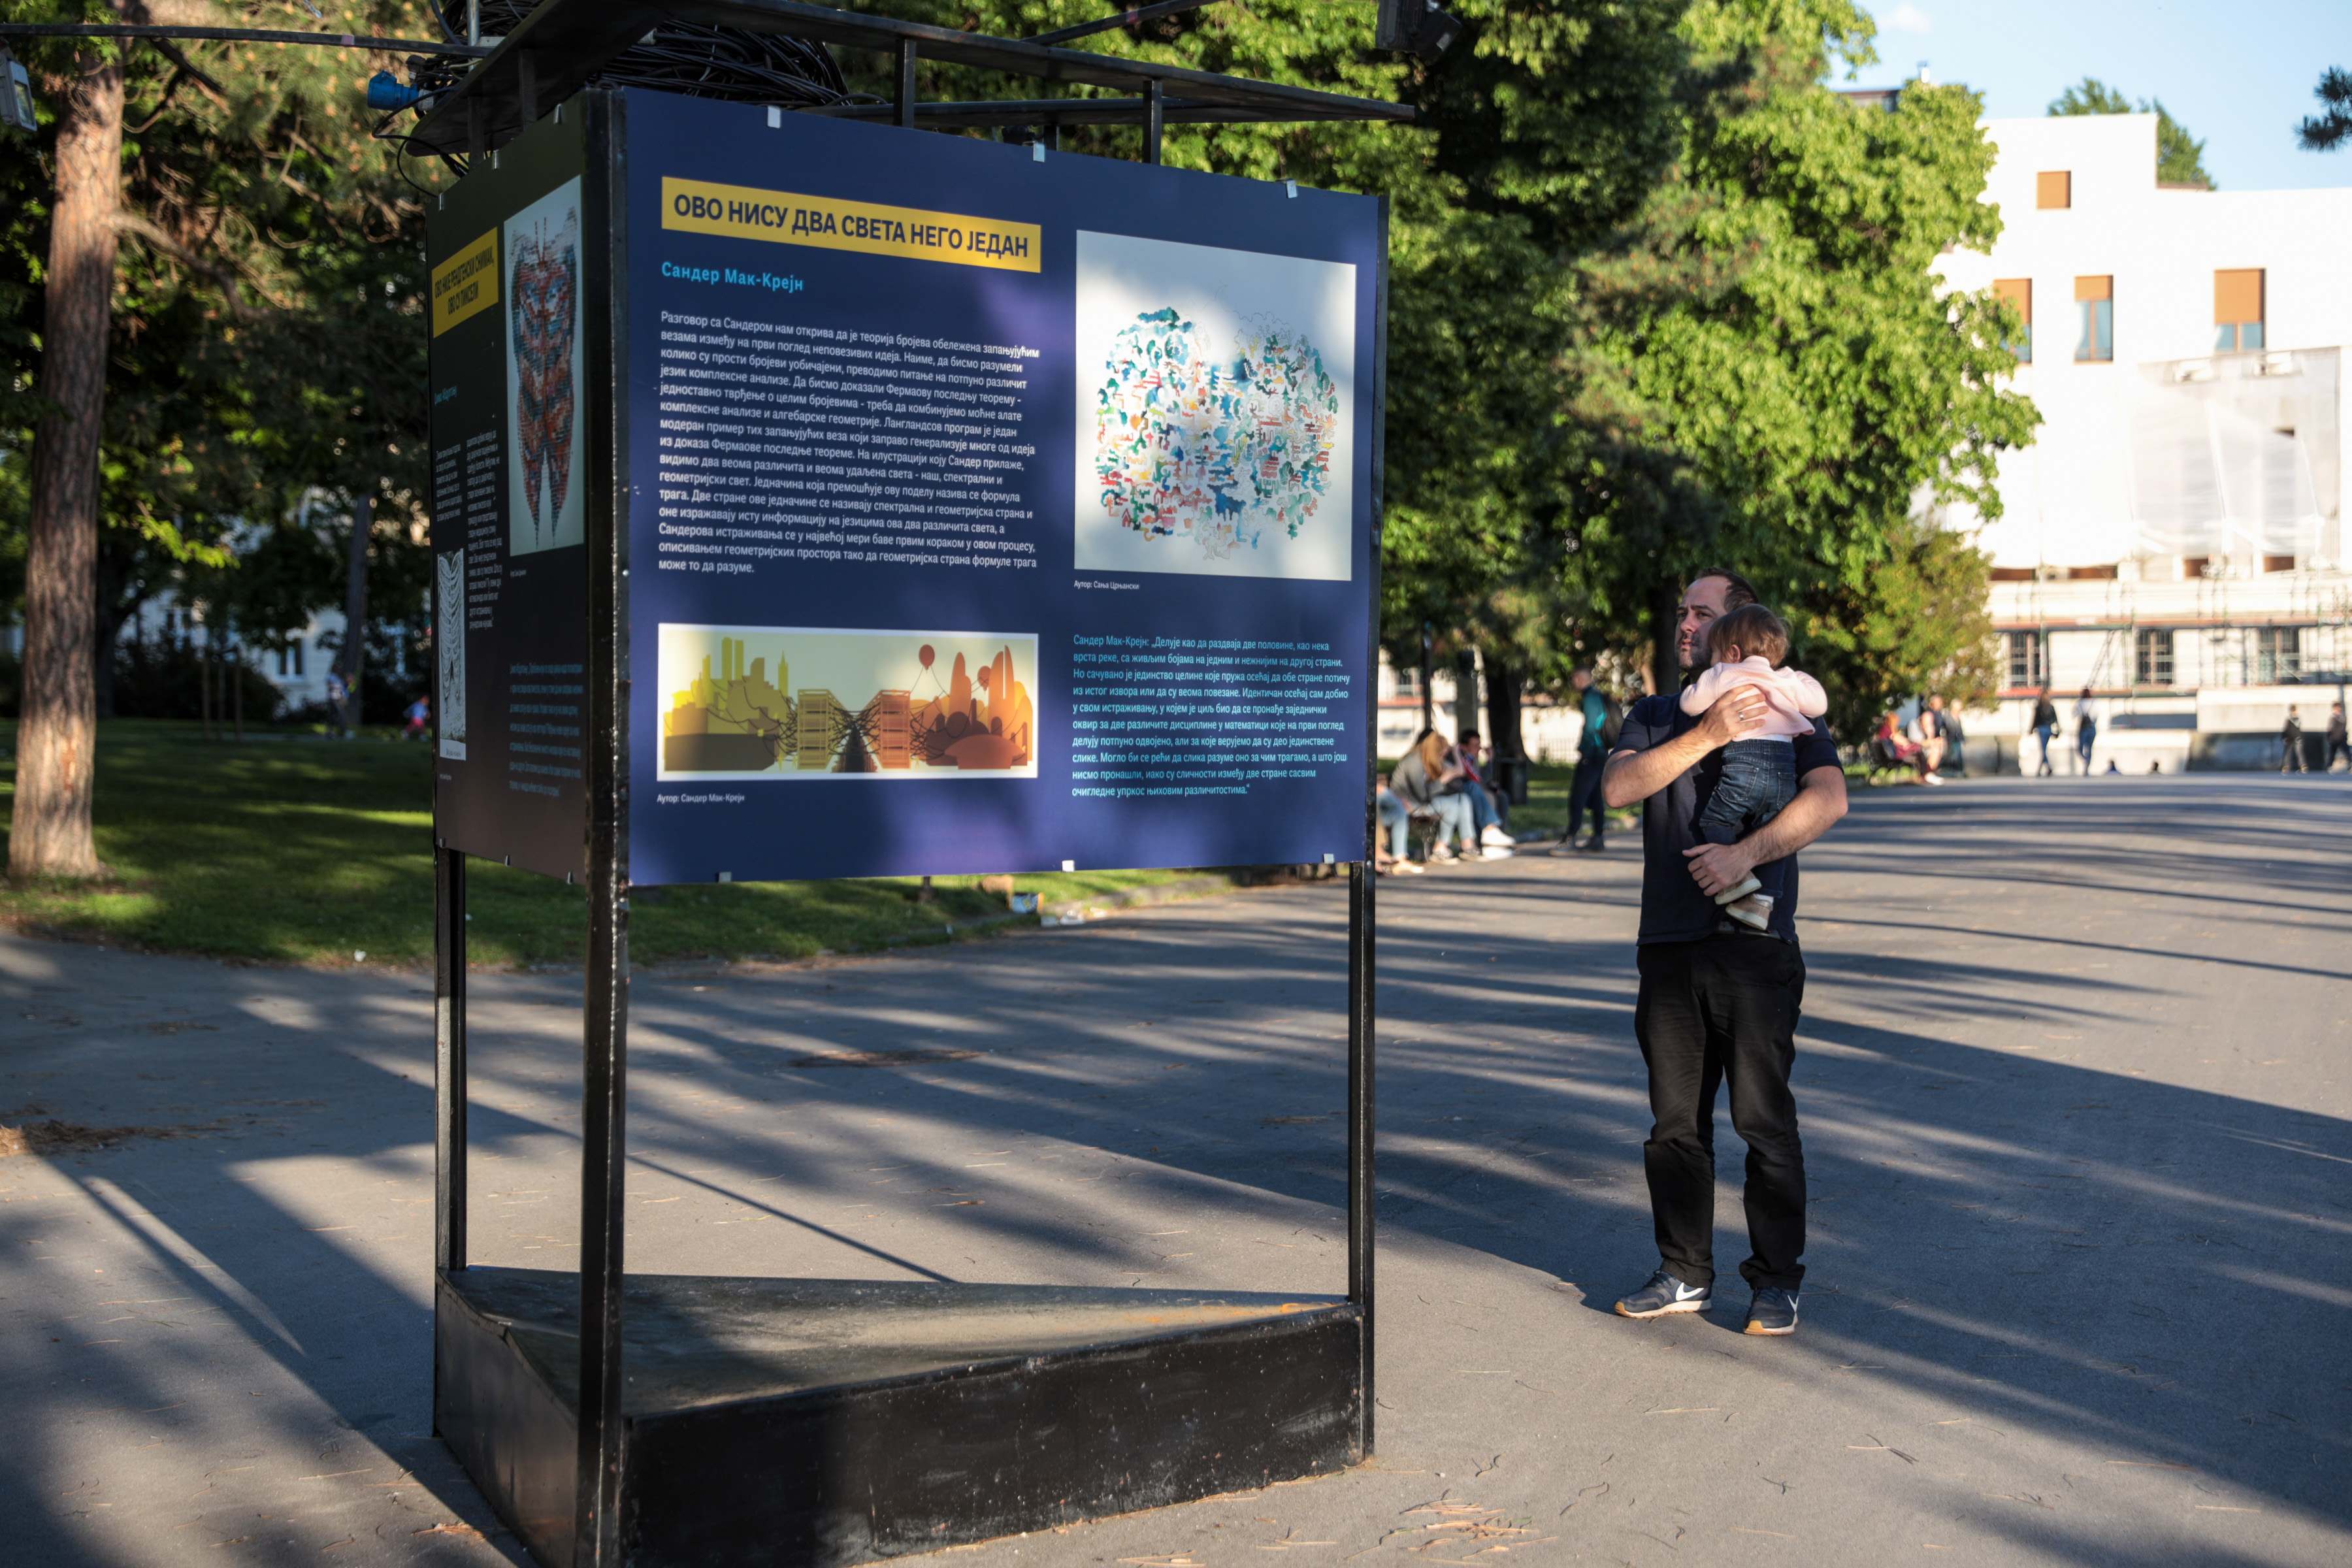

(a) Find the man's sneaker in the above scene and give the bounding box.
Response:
[1480,843,1514,860]
[1744,1286,1799,1336]
[1576,835,1607,853]
[1614,1267,1712,1319]
[1480,824,1514,849]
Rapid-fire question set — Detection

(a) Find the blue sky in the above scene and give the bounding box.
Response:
[1854,1,2348,190]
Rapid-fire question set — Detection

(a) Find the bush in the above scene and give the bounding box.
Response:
[110,640,284,723]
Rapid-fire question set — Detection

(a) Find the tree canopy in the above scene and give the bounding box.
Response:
[2299,66,2351,153]
[3,0,2036,754]
[2047,75,2214,188]
[0,1,442,700]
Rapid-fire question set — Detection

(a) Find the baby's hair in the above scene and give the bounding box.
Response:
[1707,604,1790,667]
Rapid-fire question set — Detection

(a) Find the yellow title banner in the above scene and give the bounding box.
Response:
[661,178,1040,273]
[431,229,499,336]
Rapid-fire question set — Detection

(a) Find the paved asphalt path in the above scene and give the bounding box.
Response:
[1,774,2346,1567]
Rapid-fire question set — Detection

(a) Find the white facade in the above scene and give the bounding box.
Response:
[1934,113,2352,770]
[115,596,406,716]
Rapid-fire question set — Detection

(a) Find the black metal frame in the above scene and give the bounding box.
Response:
[406,0,1409,156]
[426,11,1394,1558]
[575,87,632,1560]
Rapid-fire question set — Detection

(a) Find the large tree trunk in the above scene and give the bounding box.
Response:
[342,491,372,728]
[1417,628,1433,738]
[10,48,123,880]
[1484,655,1523,755]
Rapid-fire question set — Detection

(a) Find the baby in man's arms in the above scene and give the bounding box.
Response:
[1677,604,1829,930]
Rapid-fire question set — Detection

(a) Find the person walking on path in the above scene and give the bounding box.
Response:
[2327,704,2349,773]
[1552,667,1613,854]
[2280,707,2307,774]
[1599,568,1847,1338]
[2073,687,2099,774]
[2031,687,2058,777]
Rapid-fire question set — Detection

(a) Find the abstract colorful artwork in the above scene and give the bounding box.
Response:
[1073,230,1356,582]
[658,625,1039,779]
[1091,308,1338,560]
[504,180,585,555]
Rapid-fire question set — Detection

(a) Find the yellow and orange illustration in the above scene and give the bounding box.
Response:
[658,625,1037,779]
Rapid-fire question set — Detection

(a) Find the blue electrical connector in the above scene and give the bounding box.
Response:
[2,47,40,135]
[367,70,426,111]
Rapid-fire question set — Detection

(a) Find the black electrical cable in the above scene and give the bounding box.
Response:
[420,0,466,48]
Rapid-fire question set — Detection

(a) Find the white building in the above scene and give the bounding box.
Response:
[1934,111,2351,772]
[111,597,416,719]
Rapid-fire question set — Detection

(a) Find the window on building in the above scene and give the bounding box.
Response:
[1391,665,1421,699]
[2134,629,2174,686]
[2005,630,2044,689]
[1993,278,2033,363]
[2036,171,2071,210]
[2255,627,2300,684]
[2262,553,2296,574]
[2213,268,2264,352]
[277,640,305,678]
[2074,276,2113,362]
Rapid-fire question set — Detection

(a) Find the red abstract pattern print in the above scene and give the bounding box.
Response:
[511,211,579,540]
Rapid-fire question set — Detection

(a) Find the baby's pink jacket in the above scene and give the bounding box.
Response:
[1678,656,1828,738]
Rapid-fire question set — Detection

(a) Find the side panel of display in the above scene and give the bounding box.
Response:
[622,92,1380,884]
[427,108,593,879]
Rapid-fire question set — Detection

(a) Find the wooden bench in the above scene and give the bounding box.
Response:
[1865,736,1925,785]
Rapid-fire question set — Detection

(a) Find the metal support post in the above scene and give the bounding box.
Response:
[1345,862,1375,1458]
[517,48,536,125]
[574,87,631,1568]
[896,39,917,128]
[432,841,468,1429]
[434,845,469,1280]
[1347,195,1390,1461]
[1145,78,1163,163]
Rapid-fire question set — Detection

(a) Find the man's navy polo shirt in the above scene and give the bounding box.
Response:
[1615,694,1839,945]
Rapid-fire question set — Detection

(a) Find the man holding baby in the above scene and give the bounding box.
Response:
[1597,567,1848,1337]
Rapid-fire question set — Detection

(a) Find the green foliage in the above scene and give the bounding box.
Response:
[2048,75,2213,188]
[2300,65,2352,153]
[0,3,443,667]
[1786,515,1997,741]
[1568,3,2036,696]
[883,0,2037,719]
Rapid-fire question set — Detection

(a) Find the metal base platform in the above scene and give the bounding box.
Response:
[434,1267,1365,1567]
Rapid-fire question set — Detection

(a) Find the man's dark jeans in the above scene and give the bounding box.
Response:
[1634,934,1808,1292]
[1694,738,1796,900]
[1563,755,1607,841]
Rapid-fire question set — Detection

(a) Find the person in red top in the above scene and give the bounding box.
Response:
[1873,711,1935,783]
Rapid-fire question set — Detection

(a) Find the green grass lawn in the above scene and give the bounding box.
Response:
[0,720,1225,968]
